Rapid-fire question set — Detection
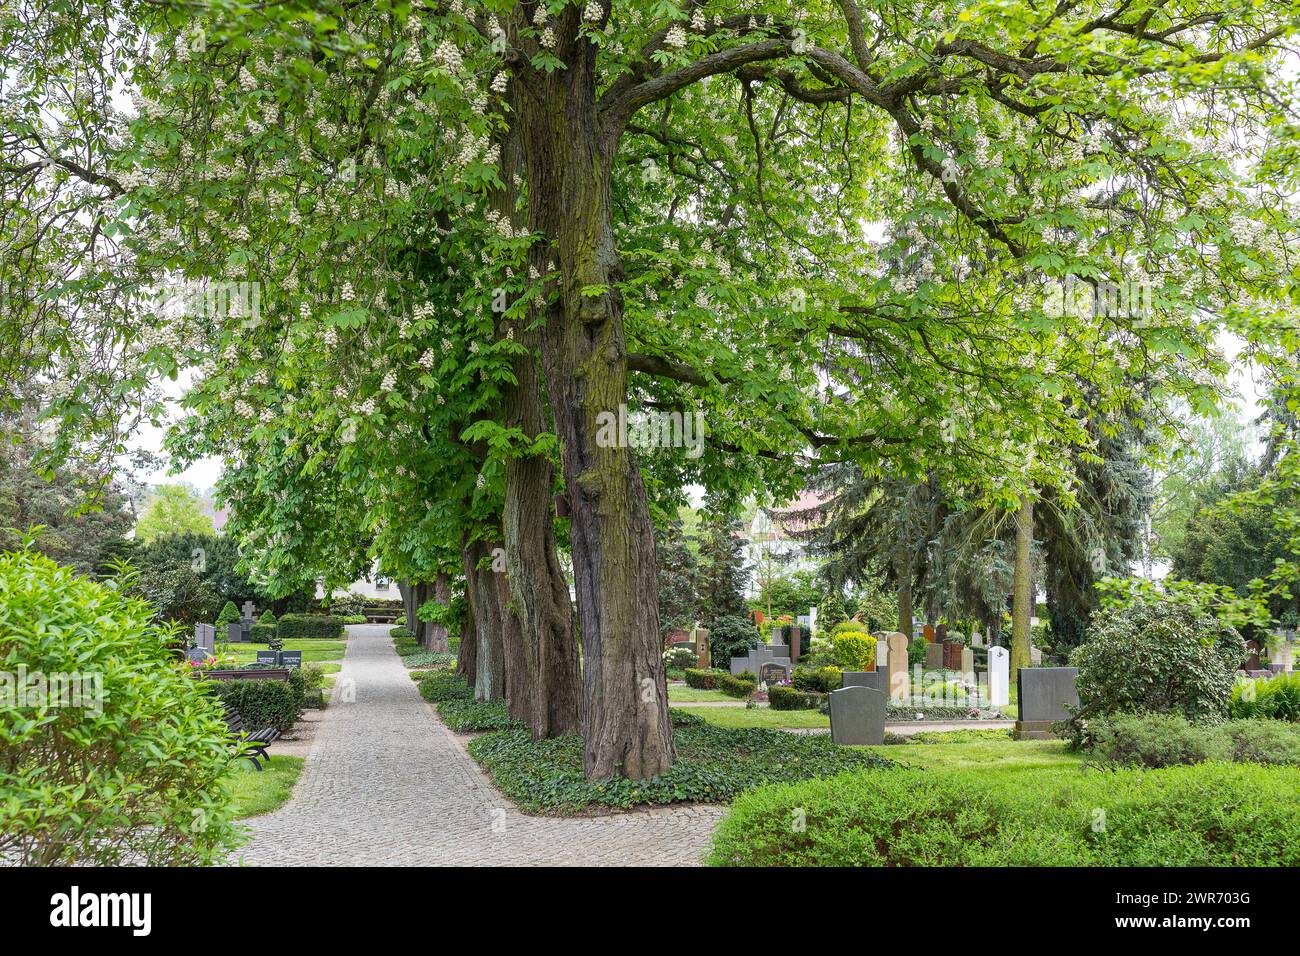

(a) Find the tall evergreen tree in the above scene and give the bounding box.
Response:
[694,495,750,626]
[655,516,699,637]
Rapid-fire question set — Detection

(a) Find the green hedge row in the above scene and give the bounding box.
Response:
[683,668,756,698]
[1083,713,1300,768]
[277,613,344,640]
[208,670,307,733]
[768,686,821,711]
[710,762,1300,866]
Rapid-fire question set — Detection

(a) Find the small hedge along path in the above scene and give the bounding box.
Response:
[237,625,722,865]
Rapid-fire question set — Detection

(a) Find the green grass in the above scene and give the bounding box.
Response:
[674,704,831,729]
[868,736,1083,775]
[668,684,741,703]
[219,639,348,664]
[227,756,304,818]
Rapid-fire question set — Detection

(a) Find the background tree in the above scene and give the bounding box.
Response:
[134,484,214,544]
[695,493,750,626]
[655,515,698,636]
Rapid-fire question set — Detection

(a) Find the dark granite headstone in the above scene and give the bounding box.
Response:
[759,662,790,684]
[279,650,303,670]
[256,650,279,665]
[227,622,245,644]
[185,645,210,663]
[1016,667,1080,739]
[829,685,886,746]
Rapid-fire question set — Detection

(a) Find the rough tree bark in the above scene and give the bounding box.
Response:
[425,573,451,653]
[512,19,672,779]
[894,544,914,639]
[492,126,583,738]
[468,537,506,702]
[455,536,479,688]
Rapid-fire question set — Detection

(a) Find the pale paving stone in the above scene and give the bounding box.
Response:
[236,625,724,866]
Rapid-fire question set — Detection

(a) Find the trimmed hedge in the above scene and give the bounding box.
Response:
[277,613,344,640]
[467,719,893,813]
[769,685,821,711]
[833,631,877,671]
[208,670,307,733]
[682,667,755,697]
[710,762,1300,866]
[791,665,842,693]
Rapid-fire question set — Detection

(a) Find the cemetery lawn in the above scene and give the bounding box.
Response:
[668,684,744,703]
[220,639,347,669]
[227,757,304,818]
[674,704,830,729]
[866,736,1084,775]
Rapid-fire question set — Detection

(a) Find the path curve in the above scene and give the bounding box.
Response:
[237,625,723,866]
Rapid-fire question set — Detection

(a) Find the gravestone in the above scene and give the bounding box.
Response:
[988,646,1009,707]
[1015,667,1080,739]
[960,647,975,686]
[256,650,279,665]
[790,625,801,664]
[665,628,691,646]
[942,640,963,670]
[841,670,888,695]
[1029,645,1043,666]
[279,650,303,670]
[923,623,936,643]
[1243,640,1262,671]
[241,600,256,622]
[185,645,210,663]
[227,621,245,644]
[971,631,985,648]
[760,662,790,685]
[829,685,887,746]
[194,623,216,655]
[887,632,909,702]
[873,632,888,669]
[694,628,710,669]
[925,643,945,670]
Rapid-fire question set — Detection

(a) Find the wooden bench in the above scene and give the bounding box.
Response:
[223,704,281,771]
[200,668,292,681]
[363,607,401,624]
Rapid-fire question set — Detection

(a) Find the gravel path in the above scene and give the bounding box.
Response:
[236,625,723,866]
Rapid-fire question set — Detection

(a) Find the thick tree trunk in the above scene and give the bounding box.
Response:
[1011,494,1034,680]
[398,578,416,633]
[491,126,583,739]
[456,538,479,687]
[468,538,506,702]
[894,545,914,638]
[514,39,672,779]
[424,573,450,653]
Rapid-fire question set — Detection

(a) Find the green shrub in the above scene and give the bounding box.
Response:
[0,549,243,865]
[277,613,345,640]
[339,613,367,624]
[768,685,820,710]
[209,670,307,733]
[684,667,719,689]
[1082,712,1300,768]
[710,763,1300,866]
[833,631,877,671]
[468,721,893,813]
[1218,719,1300,765]
[1067,596,1245,739]
[300,663,326,707]
[1084,712,1215,768]
[437,698,524,732]
[418,669,473,703]
[830,620,871,635]
[717,673,757,698]
[792,665,842,693]
[663,645,697,670]
[707,614,760,670]
[390,625,415,640]
[1230,672,1300,722]
[403,651,456,669]
[215,600,241,628]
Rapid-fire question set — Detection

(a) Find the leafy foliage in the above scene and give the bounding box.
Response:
[1083,713,1300,768]
[0,548,241,865]
[706,614,760,670]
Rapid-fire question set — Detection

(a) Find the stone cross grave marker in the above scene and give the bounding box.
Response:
[829,685,887,746]
[241,601,256,623]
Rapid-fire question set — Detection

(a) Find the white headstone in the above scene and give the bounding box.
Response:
[875,634,889,669]
[1030,645,1043,666]
[809,605,819,636]
[988,646,1010,707]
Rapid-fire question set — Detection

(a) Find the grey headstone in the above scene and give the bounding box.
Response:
[185,645,209,663]
[1017,667,1080,723]
[241,600,256,622]
[759,662,790,684]
[279,650,303,670]
[829,685,887,746]
[256,650,279,665]
[925,643,945,670]
[194,623,216,654]
[730,656,750,676]
[841,670,888,695]
[227,621,245,644]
